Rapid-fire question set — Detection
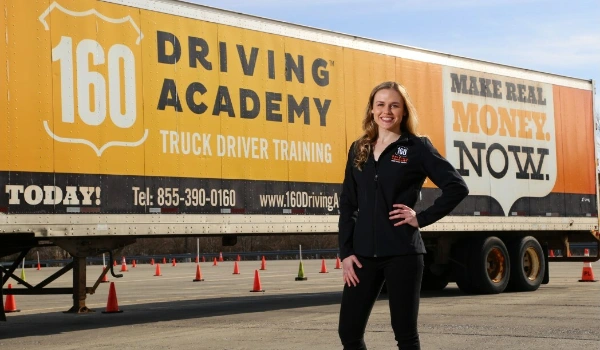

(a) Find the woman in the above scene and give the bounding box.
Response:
[338,81,469,349]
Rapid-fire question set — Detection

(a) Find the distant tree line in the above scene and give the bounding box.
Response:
[3,235,339,262]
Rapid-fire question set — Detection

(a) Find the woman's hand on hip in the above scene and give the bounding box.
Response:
[342,255,362,287]
[389,204,419,227]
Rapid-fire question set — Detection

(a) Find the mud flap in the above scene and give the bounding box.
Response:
[1,270,6,321]
[542,242,550,285]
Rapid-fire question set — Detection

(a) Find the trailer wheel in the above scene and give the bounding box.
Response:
[507,236,545,292]
[470,237,510,294]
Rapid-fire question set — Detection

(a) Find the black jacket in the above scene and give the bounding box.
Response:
[338,133,469,260]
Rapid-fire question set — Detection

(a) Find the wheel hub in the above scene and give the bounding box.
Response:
[487,247,506,283]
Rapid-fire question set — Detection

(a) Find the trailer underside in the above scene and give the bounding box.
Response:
[1,226,598,321]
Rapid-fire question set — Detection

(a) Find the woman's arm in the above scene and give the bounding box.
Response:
[415,137,469,228]
[338,143,358,260]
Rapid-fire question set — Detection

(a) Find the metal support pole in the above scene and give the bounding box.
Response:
[64,257,94,314]
[2,249,30,285]
[592,80,599,233]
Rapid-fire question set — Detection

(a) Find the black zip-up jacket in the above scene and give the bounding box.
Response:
[338,133,469,260]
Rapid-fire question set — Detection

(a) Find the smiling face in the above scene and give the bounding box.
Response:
[371,88,406,134]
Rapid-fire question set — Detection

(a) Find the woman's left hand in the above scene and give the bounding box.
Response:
[389,204,419,227]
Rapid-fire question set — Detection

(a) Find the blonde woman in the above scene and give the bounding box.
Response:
[338,81,468,349]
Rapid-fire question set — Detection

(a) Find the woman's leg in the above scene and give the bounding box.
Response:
[338,256,385,350]
[383,254,424,350]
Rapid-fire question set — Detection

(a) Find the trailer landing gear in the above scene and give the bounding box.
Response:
[0,236,134,320]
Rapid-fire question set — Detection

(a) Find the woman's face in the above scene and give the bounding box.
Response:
[371,88,405,134]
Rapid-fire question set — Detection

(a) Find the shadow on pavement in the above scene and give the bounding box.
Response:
[0,286,470,339]
[0,291,342,339]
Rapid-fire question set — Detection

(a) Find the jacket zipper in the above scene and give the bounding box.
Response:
[373,136,402,258]
[373,161,378,258]
[371,137,404,258]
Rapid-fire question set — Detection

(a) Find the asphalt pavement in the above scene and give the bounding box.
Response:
[0,258,598,349]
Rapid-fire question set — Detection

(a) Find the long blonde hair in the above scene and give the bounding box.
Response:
[353,81,420,170]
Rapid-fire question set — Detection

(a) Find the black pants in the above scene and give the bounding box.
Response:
[338,254,424,349]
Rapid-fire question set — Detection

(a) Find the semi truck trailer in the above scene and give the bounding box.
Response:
[1,0,598,317]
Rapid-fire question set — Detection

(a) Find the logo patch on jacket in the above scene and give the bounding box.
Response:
[391,146,408,164]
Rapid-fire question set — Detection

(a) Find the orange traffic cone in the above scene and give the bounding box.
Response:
[101,266,109,283]
[4,284,20,313]
[213,257,218,266]
[195,255,199,263]
[150,258,155,265]
[113,260,117,266]
[219,252,224,262]
[233,261,240,274]
[193,264,204,282]
[335,257,341,269]
[36,262,41,271]
[154,264,162,276]
[162,257,166,264]
[102,282,123,313]
[250,270,264,292]
[120,259,128,272]
[201,256,206,263]
[319,259,328,273]
[132,260,137,268]
[236,254,241,262]
[579,261,597,282]
[549,250,555,257]
[172,258,177,267]
[584,248,590,257]
[260,257,266,271]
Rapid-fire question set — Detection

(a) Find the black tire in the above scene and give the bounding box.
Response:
[421,266,449,291]
[451,239,476,294]
[506,236,545,292]
[469,237,510,294]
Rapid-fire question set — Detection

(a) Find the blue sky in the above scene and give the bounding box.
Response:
[188,0,599,109]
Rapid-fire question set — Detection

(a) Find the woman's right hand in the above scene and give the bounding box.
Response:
[342,255,362,287]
